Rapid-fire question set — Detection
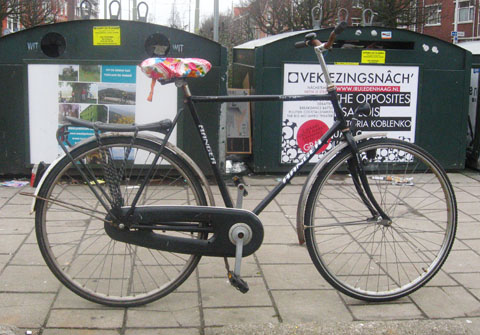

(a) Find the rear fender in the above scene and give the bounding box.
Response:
[31,134,215,212]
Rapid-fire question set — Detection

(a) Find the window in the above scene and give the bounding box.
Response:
[7,16,19,32]
[458,0,474,22]
[425,4,441,25]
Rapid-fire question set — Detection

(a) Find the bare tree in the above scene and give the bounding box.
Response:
[200,11,252,47]
[168,1,183,29]
[240,0,341,36]
[355,0,442,28]
[19,0,63,29]
[0,0,21,35]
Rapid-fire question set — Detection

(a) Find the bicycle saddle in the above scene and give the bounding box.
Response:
[139,57,212,81]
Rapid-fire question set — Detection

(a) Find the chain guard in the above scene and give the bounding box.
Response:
[104,206,264,257]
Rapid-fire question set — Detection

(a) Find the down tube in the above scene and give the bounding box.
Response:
[252,120,342,215]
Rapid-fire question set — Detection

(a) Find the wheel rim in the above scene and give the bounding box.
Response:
[307,140,456,299]
[36,138,206,305]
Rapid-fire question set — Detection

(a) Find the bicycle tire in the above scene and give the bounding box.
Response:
[35,136,208,307]
[304,138,457,301]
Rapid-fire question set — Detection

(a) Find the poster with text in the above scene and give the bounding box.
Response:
[282,64,419,164]
[29,64,178,164]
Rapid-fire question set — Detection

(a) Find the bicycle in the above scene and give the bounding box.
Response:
[28,22,457,307]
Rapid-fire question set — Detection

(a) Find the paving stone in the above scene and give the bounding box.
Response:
[459,185,480,196]
[342,295,411,306]
[53,287,110,309]
[125,329,199,335]
[0,234,27,254]
[43,330,120,335]
[350,303,423,320]
[275,193,301,206]
[457,211,477,223]
[425,270,458,287]
[262,225,298,245]
[0,293,55,328]
[8,193,36,205]
[258,212,292,226]
[200,277,271,308]
[471,289,480,300]
[412,286,480,318]
[198,255,260,278]
[456,222,480,239]
[0,187,22,197]
[262,264,330,290]
[0,219,33,235]
[46,309,124,328]
[451,239,474,251]
[454,191,479,203]
[237,186,269,200]
[0,205,33,218]
[0,265,60,292]
[255,244,311,264]
[279,205,297,217]
[128,293,200,327]
[0,254,11,269]
[443,250,480,273]
[203,307,278,326]
[462,239,480,252]
[448,174,474,184]
[451,273,480,289]
[459,203,480,216]
[10,244,44,266]
[272,290,352,322]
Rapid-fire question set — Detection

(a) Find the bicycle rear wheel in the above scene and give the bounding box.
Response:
[304,138,456,301]
[35,136,207,307]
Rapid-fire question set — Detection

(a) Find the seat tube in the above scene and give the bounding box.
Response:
[182,83,234,208]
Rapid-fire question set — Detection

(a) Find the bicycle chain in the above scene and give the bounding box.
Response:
[94,128,137,210]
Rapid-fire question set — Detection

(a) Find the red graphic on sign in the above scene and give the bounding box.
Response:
[297,120,331,154]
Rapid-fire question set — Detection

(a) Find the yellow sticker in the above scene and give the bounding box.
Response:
[335,62,360,65]
[93,26,121,46]
[361,50,386,64]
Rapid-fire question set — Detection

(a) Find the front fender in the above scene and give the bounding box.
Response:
[296,133,386,244]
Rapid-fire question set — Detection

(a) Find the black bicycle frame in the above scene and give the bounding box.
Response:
[183,85,349,215]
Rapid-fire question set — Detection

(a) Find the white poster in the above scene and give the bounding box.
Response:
[28,64,177,164]
[281,64,419,164]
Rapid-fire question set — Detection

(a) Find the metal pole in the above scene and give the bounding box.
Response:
[104,0,107,19]
[194,0,200,33]
[132,0,137,20]
[454,0,459,44]
[213,0,219,41]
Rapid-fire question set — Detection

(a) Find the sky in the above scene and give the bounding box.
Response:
[98,0,240,31]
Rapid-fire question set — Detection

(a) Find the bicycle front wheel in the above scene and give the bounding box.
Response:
[35,136,208,307]
[304,138,457,301]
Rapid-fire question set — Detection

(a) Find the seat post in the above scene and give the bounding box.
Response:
[178,80,191,98]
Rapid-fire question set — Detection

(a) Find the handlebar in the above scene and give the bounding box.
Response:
[295,21,347,49]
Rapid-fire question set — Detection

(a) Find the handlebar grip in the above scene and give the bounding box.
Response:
[334,21,348,35]
[295,41,308,48]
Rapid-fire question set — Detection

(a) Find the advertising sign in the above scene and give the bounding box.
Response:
[281,64,419,164]
[29,64,177,164]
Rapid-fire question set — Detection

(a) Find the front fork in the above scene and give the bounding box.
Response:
[343,131,391,223]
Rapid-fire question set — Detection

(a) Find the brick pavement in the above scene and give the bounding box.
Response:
[0,172,479,334]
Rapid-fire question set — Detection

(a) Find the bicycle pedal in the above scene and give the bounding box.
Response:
[227,271,249,293]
